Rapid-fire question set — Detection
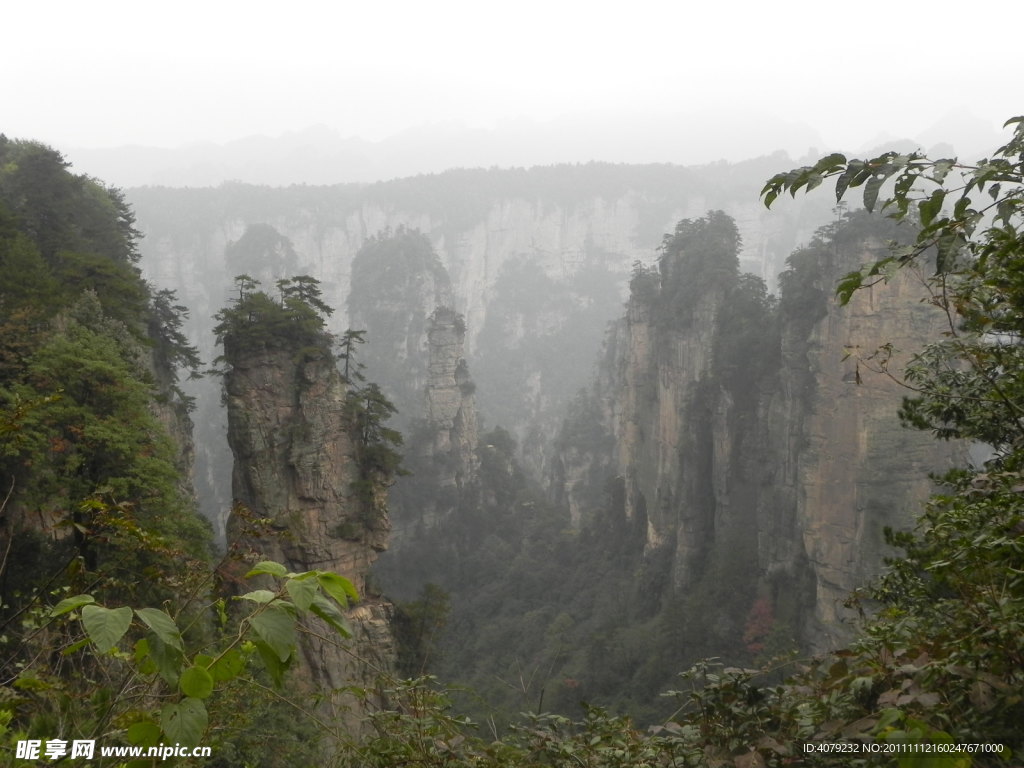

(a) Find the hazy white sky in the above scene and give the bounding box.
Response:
[5,0,1021,156]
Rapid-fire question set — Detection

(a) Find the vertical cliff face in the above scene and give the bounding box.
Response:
[223,343,396,722]
[346,232,481,536]
[555,211,963,652]
[348,228,454,428]
[131,164,834,518]
[770,227,958,648]
[381,306,481,557]
[423,307,480,491]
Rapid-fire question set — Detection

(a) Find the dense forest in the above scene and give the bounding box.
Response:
[0,138,392,764]
[1,115,1023,767]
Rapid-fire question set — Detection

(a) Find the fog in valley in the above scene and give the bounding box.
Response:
[3,0,1023,761]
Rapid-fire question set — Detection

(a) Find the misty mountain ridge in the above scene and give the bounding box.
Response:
[56,109,993,189]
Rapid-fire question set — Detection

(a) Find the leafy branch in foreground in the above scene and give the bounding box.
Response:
[763,117,1024,463]
[762,116,1024,303]
[2,561,358,758]
[732,115,1024,763]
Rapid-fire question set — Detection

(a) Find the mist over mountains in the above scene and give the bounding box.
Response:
[62,109,1002,188]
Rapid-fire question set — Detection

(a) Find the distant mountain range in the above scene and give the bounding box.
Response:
[61,109,1002,189]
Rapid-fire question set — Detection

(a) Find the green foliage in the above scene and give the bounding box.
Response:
[54,250,149,328]
[360,119,1024,765]
[277,274,334,318]
[763,119,1024,466]
[0,556,358,760]
[656,210,741,328]
[393,584,452,677]
[214,273,333,358]
[224,222,298,278]
[0,137,204,492]
[713,272,779,399]
[738,115,1024,760]
[0,137,389,765]
[328,322,407,513]
[0,137,140,266]
[0,295,210,589]
[338,677,518,768]
[346,381,406,510]
[336,328,367,383]
[149,287,203,385]
[629,259,660,300]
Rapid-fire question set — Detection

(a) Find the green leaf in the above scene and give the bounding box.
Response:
[208,648,245,682]
[160,697,208,747]
[789,168,814,196]
[834,161,862,201]
[309,592,353,638]
[179,665,215,700]
[817,152,847,170]
[253,639,289,688]
[918,189,946,227]
[135,608,184,652]
[60,638,90,656]
[864,174,885,212]
[930,158,955,184]
[147,633,185,686]
[865,256,896,277]
[134,638,157,675]
[936,232,965,272]
[126,720,161,747]
[51,594,95,617]
[81,604,133,653]
[239,589,277,604]
[996,198,1019,227]
[286,575,318,611]
[952,195,973,220]
[248,603,296,662]
[317,571,359,608]
[892,169,919,212]
[836,270,865,305]
[245,560,288,579]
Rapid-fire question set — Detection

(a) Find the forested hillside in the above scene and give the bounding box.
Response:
[371,206,963,729]
[4,114,1024,766]
[0,139,390,764]
[0,136,210,593]
[356,119,1024,765]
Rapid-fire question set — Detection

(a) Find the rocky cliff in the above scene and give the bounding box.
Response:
[222,340,396,726]
[129,161,835,523]
[770,219,959,648]
[347,227,454,426]
[553,210,964,652]
[380,304,481,559]
[422,307,480,492]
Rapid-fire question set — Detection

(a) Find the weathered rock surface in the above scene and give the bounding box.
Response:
[423,308,479,487]
[784,253,954,647]
[383,306,481,550]
[554,213,964,651]
[223,344,396,727]
[130,163,834,524]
